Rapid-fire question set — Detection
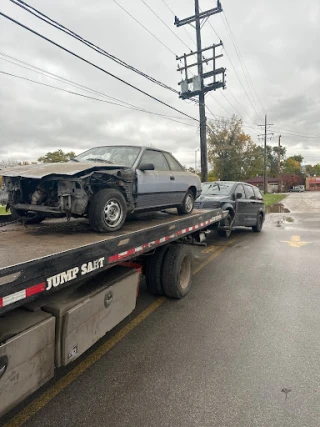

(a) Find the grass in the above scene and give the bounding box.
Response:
[0,205,10,215]
[263,193,287,207]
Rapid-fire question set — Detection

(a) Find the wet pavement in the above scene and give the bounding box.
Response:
[2,192,320,427]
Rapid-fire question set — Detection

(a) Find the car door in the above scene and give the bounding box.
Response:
[135,149,175,209]
[163,152,193,204]
[244,184,259,225]
[234,184,247,226]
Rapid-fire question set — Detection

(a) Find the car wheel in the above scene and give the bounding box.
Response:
[218,212,232,238]
[252,214,263,233]
[177,189,194,215]
[89,188,127,232]
[10,206,44,225]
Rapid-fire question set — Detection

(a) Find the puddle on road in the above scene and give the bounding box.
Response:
[266,203,290,214]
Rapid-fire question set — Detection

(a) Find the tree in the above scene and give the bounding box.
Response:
[0,158,19,168]
[38,149,76,163]
[282,157,301,175]
[207,116,263,181]
[266,145,287,177]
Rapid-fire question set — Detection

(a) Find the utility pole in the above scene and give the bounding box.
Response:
[258,115,274,193]
[175,1,225,182]
[278,134,282,193]
[277,134,281,175]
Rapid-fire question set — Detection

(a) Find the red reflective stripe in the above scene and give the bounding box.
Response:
[26,282,46,297]
[108,219,217,265]
[0,298,3,308]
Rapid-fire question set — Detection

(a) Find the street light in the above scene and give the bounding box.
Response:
[195,148,200,173]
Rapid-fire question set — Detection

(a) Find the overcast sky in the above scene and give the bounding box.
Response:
[1,0,320,168]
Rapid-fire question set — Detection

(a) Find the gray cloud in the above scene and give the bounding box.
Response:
[1,0,320,167]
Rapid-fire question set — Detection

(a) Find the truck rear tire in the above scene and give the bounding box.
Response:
[162,244,193,299]
[89,188,127,232]
[145,245,170,296]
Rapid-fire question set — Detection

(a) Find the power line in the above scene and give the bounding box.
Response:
[204,9,264,122]
[0,11,198,122]
[140,0,191,51]
[10,0,180,96]
[160,0,196,48]
[0,70,198,127]
[0,51,193,122]
[112,0,176,56]
[221,12,265,120]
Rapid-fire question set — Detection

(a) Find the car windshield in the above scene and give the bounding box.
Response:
[74,146,141,167]
[201,182,234,196]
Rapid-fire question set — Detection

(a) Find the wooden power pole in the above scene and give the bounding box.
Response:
[175,1,225,182]
[258,115,274,193]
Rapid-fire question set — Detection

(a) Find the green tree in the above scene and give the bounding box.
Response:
[282,157,302,175]
[207,116,263,181]
[266,145,287,177]
[38,149,76,163]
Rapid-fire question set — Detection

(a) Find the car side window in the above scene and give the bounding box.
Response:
[253,187,263,200]
[235,184,245,199]
[244,185,255,200]
[163,153,184,171]
[140,150,170,171]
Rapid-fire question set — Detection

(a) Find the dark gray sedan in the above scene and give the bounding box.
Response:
[194,181,265,237]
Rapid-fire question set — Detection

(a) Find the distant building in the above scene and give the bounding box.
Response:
[306,176,320,191]
[244,176,280,193]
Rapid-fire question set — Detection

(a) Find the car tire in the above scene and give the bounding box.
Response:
[252,214,263,233]
[162,244,193,299]
[177,189,194,215]
[10,206,44,225]
[89,188,127,232]
[218,213,233,238]
[145,245,170,296]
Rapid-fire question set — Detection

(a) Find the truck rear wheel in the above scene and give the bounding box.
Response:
[145,245,170,296]
[162,244,193,299]
[89,188,127,232]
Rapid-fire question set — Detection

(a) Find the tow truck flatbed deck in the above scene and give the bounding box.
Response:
[0,209,225,314]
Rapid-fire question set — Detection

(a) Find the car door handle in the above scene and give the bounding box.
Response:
[170,175,175,180]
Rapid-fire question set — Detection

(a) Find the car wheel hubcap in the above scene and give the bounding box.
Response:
[185,194,193,212]
[104,199,123,228]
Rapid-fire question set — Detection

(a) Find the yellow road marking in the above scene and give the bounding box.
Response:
[281,235,311,248]
[5,237,235,427]
[193,238,236,275]
[4,298,165,427]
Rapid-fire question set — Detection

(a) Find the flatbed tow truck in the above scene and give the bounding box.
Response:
[0,208,225,418]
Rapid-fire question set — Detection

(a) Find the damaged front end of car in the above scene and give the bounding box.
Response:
[4,167,135,221]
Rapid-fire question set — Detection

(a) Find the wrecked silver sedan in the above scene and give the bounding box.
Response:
[2,146,201,232]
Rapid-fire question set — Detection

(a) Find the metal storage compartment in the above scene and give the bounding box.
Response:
[0,309,55,418]
[42,266,139,367]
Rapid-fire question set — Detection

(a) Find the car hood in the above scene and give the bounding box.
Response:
[1,162,129,179]
[196,194,230,202]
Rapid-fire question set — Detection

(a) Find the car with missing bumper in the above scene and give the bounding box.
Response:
[194,181,265,237]
[2,146,201,232]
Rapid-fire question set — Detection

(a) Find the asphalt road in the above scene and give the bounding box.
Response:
[3,192,320,427]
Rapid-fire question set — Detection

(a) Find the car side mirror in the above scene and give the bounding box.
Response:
[139,163,154,171]
[236,192,243,199]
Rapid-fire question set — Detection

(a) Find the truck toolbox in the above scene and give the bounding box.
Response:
[0,309,55,417]
[41,266,139,366]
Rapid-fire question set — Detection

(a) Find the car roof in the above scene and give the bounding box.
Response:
[81,145,172,155]
[202,181,252,186]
